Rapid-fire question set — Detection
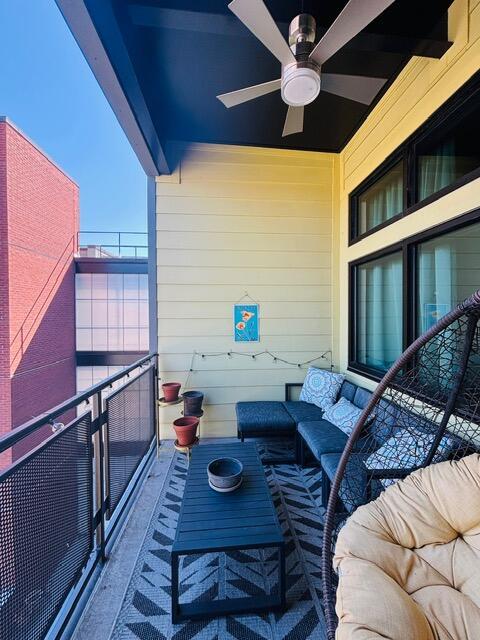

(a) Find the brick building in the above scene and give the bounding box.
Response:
[0,117,79,461]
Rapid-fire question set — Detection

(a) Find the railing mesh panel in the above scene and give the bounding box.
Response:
[106,367,155,514]
[0,414,93,640]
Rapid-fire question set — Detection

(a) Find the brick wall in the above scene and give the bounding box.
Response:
[0,122,11,467]
[0,119,79,459]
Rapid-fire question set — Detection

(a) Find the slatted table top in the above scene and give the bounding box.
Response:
[172,442,283,554]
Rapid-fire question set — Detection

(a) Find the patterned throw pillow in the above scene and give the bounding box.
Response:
[323,397,363,436]
[299,368,344,411]
[365,427,454,488]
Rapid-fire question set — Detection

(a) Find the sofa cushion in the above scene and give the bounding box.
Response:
[365,426,455,488]
[352,386,372,410]
[333,454,480,639]
[323,397,364,437]
[299,368,344,410]
[236,401,295,435]
[283,401,325,424]
[339,380,357,403]
[321,451,374,512]
[297,420,349,459]
[366,398,399,446]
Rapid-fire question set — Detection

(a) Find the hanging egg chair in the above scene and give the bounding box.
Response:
[322,289,480,639]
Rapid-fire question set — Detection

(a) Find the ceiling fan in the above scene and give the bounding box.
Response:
[217,0,395,136]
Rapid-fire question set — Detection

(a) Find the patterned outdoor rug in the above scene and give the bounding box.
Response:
[111,441,327,640]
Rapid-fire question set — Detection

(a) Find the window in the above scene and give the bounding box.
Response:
[416,105,480,203]
[349,72,480,243]
[416,222,480,335]
[349,212,480,379]
[75,272,149,351]
[353,251,403,374]
[353,161,404,238]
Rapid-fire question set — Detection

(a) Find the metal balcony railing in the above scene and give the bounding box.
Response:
[76,231,148,259]
[0,353,159,640]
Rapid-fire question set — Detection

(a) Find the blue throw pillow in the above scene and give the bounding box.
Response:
[323,397,363,436]
[299,368,344,411]
[366,427,454,488]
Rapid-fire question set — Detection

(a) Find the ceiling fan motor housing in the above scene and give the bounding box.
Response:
[281,14,321,107]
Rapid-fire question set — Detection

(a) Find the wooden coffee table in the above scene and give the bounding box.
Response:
[171,442,286,623]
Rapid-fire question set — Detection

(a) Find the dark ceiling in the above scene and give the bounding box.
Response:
[99,0,454,161]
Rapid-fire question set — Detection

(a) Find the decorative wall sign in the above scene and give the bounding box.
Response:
[234,304,259,342]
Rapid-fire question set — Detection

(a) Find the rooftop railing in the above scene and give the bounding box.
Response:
[76,231,148,259]
[0,353,159,640]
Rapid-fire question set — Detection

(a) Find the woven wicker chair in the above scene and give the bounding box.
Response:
[322,289,480,639]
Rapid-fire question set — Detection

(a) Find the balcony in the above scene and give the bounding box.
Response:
[4,305,480,640]
[4,1,480,638]
[0,354,332,640]
[76,232,148,260]
[0,355,158,640]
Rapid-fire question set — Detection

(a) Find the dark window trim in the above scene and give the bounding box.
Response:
[75,258,148,274]
[349,70,480,244]
[348,207,480,380]
[76,351,148,366]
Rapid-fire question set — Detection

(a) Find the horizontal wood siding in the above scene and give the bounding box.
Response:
[336,0,480,388]
[156,143,335,438]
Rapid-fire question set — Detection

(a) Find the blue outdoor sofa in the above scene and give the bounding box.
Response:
[236,376,467,512]
[236,378,375,505]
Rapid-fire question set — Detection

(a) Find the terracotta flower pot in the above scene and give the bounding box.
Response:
[173,416,199,446]
[162,382,181,402]
[183,390,204,416]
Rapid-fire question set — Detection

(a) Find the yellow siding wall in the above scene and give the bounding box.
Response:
[156,144,336,438]
[336,0,480,389]
[156,0,480,434]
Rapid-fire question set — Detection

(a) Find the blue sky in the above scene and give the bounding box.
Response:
[0,0,147,232]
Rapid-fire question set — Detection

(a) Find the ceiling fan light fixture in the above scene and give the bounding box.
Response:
[281,64,321,106]
[219,0,395,135]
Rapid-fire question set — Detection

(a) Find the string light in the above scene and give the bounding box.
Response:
[183,349,333,390]
[193,349,332,368]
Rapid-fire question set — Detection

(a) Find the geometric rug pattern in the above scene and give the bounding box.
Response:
[111,441,327,640]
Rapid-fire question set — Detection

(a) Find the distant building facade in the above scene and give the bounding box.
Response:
[75,256,149,392]
[0,117,79,459]
[0,119,148,464]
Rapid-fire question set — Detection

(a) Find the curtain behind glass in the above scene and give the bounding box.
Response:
[357,253,403,372]
[417,241,455,392]
[417,242,454,334]
[418,140,457,201]
[358,162,403,235]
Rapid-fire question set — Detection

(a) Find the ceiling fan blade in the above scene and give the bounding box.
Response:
[228,0,295,66]
[217,78,281,108]
[321,73,387,104]
[310,0,396,66]
[282,106,304,137]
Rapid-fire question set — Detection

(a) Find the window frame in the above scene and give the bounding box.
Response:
[349,71,480,245]
[348,208,480,380]
[349,151,408,242]
[348,243,404,381]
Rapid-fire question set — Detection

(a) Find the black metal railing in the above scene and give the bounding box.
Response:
[0,353,159,640]
[76,231,148,258]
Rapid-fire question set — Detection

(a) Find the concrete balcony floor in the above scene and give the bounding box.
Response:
[73,438,328,640]
[72,439,180,640]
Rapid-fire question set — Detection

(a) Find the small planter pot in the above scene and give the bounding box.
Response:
[183,391,204,416]
[162,382,181,403]
[173,416,199,446]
